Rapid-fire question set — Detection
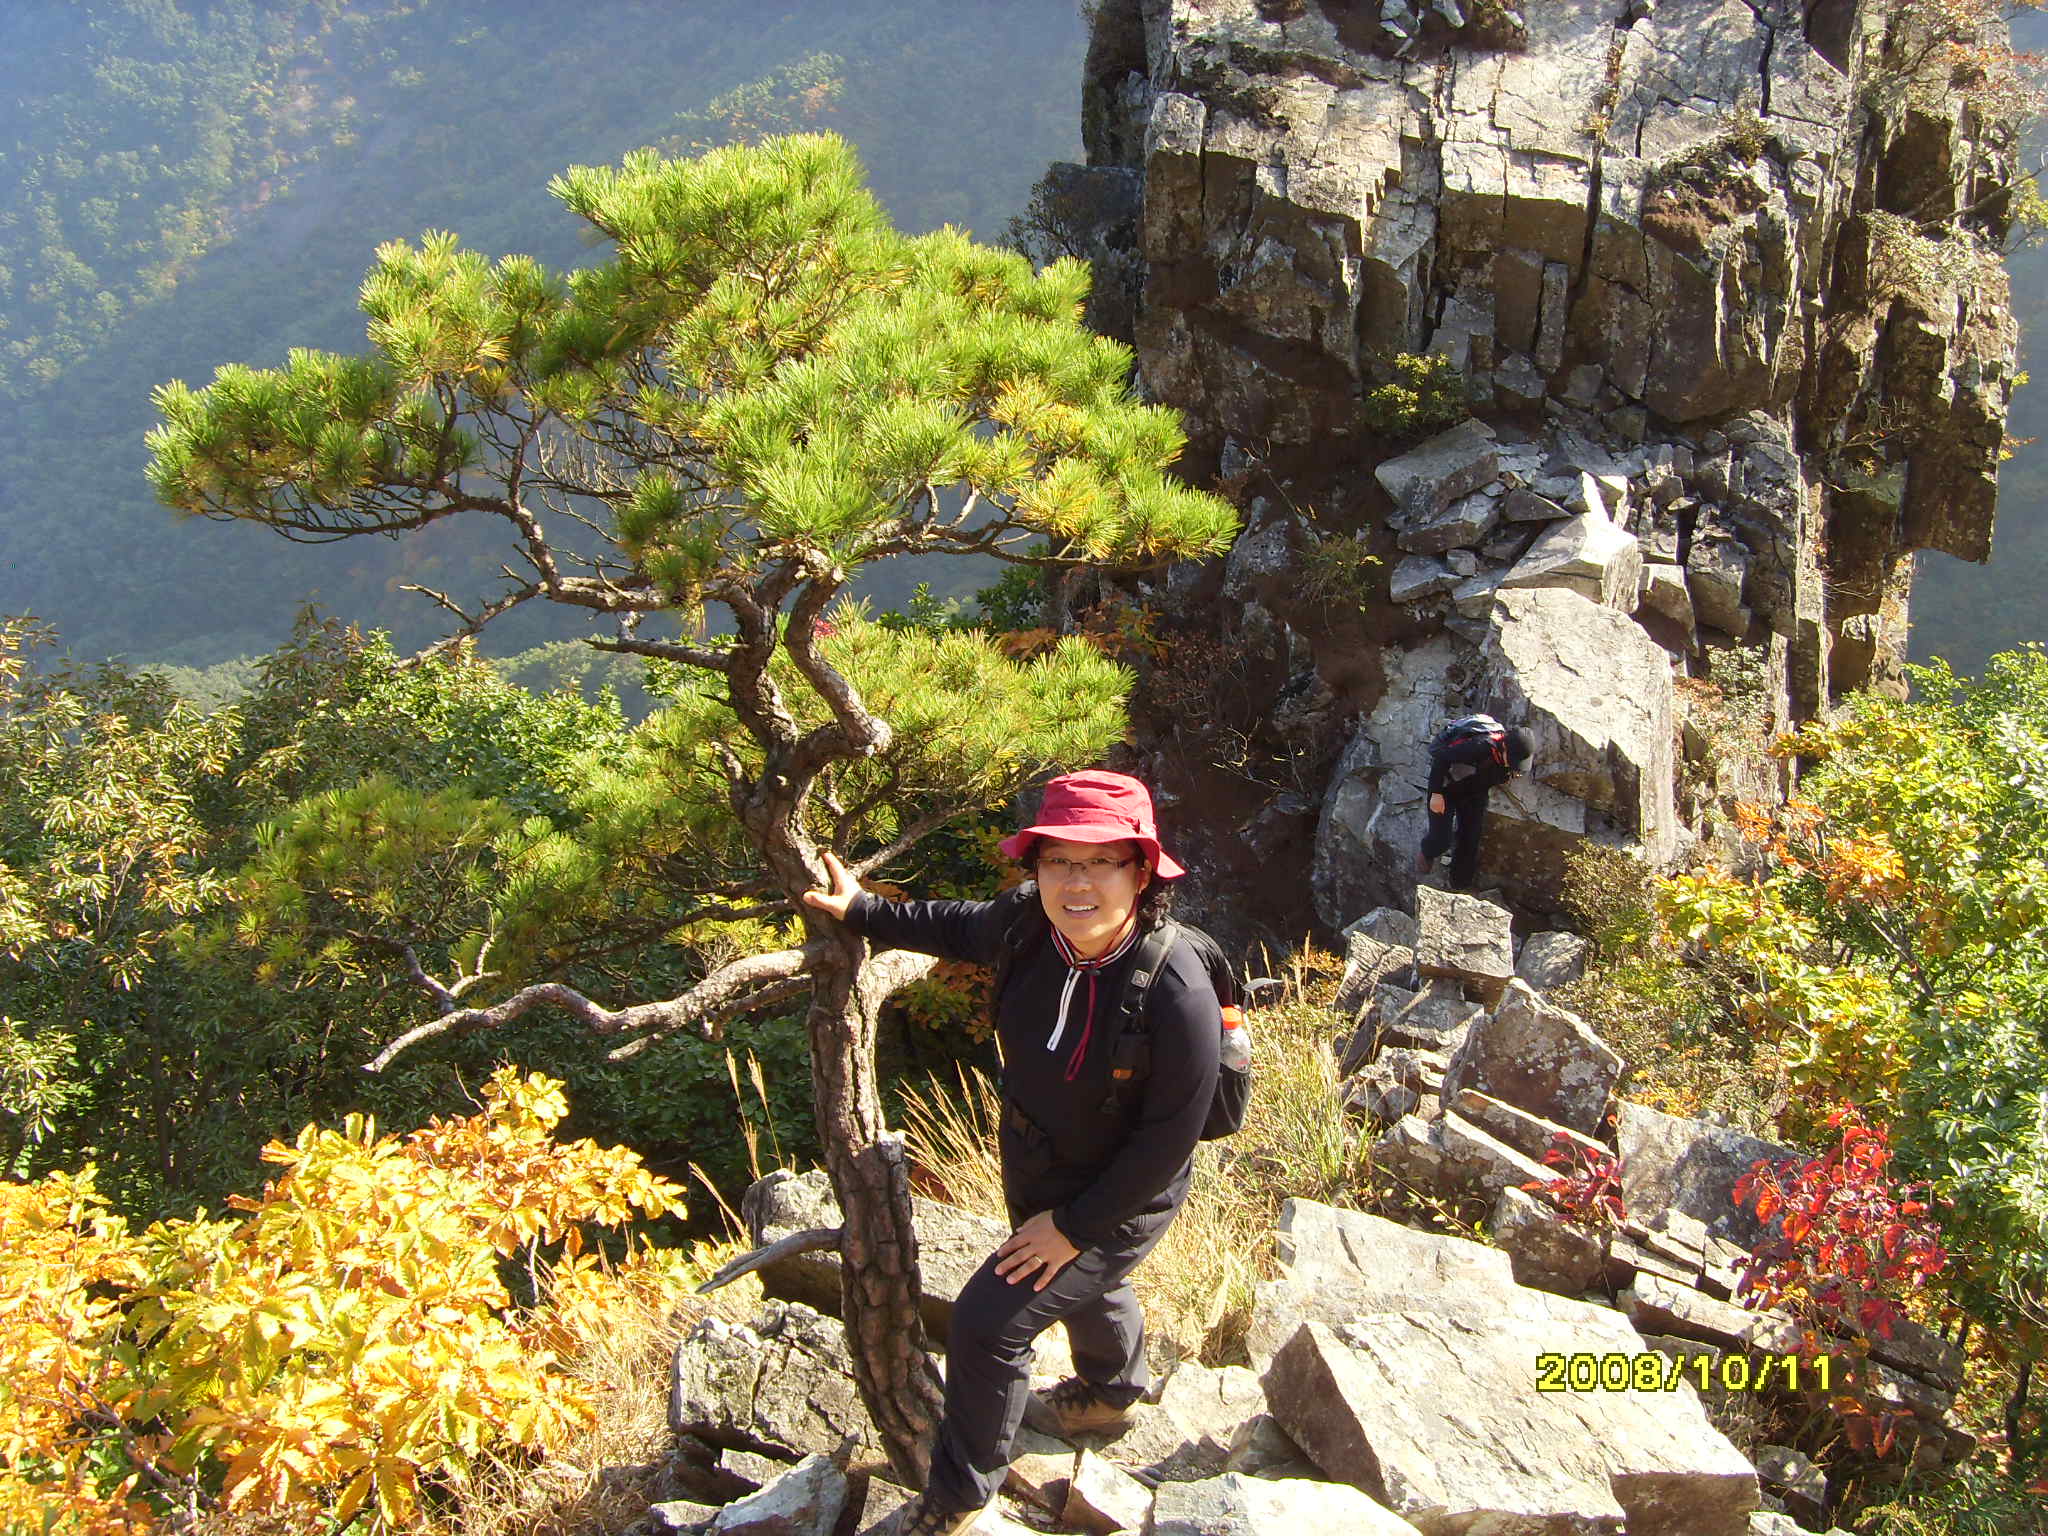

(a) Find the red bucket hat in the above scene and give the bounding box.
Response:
[999,770,1186,879]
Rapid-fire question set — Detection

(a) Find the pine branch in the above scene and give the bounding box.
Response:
[367,943,823,1072]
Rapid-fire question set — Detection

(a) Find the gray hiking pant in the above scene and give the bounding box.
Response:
[921,1201,1176,1513]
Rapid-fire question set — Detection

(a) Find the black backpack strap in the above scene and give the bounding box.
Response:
[988,883,1048,1026]
[1100,920,1179,1114]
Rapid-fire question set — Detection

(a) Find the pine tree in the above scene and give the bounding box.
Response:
[145,133,1237,1474]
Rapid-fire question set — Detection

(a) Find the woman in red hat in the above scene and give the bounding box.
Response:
[803,769,1220,1536]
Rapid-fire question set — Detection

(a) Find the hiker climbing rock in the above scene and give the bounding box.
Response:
[802,769,1232,1536]
[1417,714,1532,891]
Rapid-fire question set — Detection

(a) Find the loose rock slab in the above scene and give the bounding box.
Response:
[1442,979,1621,1135]
[1266,1315,1757,1536]
[1151,1472,1422,1535]
[1413,887,1516,1002]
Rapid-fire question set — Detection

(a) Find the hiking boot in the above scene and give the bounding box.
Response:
[1022,1375,1135,1438]
[894,1494,984,1536]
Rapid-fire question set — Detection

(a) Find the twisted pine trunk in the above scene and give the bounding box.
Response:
[803,935,945,1482]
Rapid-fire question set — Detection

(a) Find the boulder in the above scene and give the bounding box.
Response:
[1452,567,1507,617]
[1436,1110,1557,1198]
[742,1170,1005,1342]
[1389,554,1460,604]
[1248,1199,1516,1369]
[1150,1472,1422,1535]
[1502,487,1573,523]
[1265,1315,1758,1535]
[668,1303,880,1465]
[1345,907,1420,950]
[1501,512,1644,612]
[1638,562,1696,643]
[1448,1087,1606,1165]
[1374,420,1501,520]
[1490,1186,1610,1296]
[1441,979,1622,1135]
[1687,535,1752,637]
[1362,980,1483,1056]
[1095,1362,1269,1485]
[708,1454,847,1536]
[1614,1102,1796,1248]
[1333,931,1417,1019]
[1515,931,1591,992]
[1398,491,1501,555]
[1413,887,1516,1002]
[1062,1451,1150,1534]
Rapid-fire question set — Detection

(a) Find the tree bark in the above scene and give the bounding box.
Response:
[803,937,945,1483]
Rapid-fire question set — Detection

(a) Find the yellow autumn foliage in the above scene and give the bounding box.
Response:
[0,1068,690,1533]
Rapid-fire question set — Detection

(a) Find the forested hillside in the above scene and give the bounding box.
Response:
[0,0,1084,664]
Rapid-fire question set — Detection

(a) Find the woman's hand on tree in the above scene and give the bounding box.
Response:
[995,1210,1081,1291]
[1429,792,1446,815]
[800,850,860,922]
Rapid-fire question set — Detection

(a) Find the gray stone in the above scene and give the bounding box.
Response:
[1476,588,1680,870]
[1003,1449,1073,1512]
[1375,420,1501,519]
[1389,554,1459,603]
[1502,487,1573,523]
[1437,1110,1556,1198]
[1442,979,1622,1135]
[1501,512,1644,612]
[1224,1414,1317,1479]
[1150,1473,1421,1535]
[1516,931,1590,991]
[708,1454,847,1536]
[1398,490,1502,555]
[1096,1362,1268,1485]
[1333,931,1417,1019]
[1614,1102,1797,1249]
[1062,1451,1150,1534]
[1266,1315,1758,1535]
[1754,1445,1828,1528]
[1450,1087,1607,1165]
[1345,906,1420,950]
[1451,566,1506,617]
[1638,562,1697,642]
[1369,981,1483,1055]
[1248,1200,1516,1369]
[669,1303,879,1464]
[1490,1185,1611,1296]
[1413,886,1516,1002]
[1687,536,1752,636]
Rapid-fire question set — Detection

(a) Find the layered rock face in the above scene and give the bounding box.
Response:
[1062,0,2018,923]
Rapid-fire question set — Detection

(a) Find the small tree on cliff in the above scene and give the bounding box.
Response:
[143,133,1237,1476]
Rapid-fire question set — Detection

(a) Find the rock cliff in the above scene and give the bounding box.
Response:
[1047,0,2019,936]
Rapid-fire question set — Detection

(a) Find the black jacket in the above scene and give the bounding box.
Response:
[845,886,1220,1249]
[1427,732,1520,799]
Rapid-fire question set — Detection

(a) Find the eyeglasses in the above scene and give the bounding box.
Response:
[1037,855,1136,879]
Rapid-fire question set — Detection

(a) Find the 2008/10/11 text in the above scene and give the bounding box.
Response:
[1534,1351,1835,1394]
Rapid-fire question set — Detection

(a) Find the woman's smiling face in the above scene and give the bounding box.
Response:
[1034,836,1150,958]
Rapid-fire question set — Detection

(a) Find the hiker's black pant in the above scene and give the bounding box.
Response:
[923,1201,1176,1513]
[1421,789,1490,889]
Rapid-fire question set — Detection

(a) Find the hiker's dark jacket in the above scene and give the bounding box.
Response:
[845,886,1220,1249]
[1427,733,1519,798]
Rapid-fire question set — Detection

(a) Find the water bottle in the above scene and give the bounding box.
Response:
[1219,1004,1252,1072]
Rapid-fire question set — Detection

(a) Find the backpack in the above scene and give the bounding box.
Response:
[1431,712,1511,771]
[991,891,1251,1141]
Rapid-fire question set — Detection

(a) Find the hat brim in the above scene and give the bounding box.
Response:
[999,823,1186,879]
